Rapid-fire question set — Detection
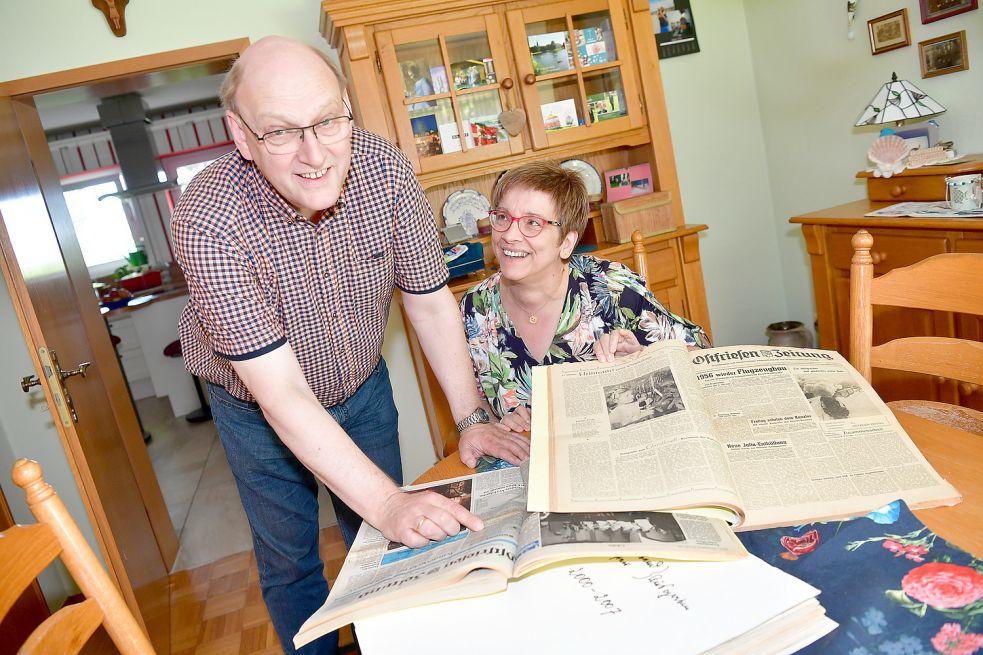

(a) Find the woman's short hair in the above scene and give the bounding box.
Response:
[492,161,589,243]
[220,45,348,115]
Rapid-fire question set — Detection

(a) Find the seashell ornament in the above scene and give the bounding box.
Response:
[868,134,910,178]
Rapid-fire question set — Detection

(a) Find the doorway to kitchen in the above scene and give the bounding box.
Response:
[14,42,285,575]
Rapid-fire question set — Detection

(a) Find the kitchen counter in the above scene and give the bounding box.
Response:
[105,285,201,419]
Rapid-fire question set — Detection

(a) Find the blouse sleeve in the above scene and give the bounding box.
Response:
[603,260,710,348]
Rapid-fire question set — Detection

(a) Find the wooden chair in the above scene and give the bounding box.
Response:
[1,459,155,654]
[849,229,983,435]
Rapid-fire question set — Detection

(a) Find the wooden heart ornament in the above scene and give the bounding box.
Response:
[499,108,526,136]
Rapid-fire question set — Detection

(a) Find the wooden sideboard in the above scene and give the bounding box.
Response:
[322,0,713,457]
[790,155,983,412]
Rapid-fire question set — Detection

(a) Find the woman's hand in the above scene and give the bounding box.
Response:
[593,329,643,362]
[496,404,532,433]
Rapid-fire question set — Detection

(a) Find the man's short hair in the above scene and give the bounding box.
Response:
[220,44,348,115]
[491,160,589,244]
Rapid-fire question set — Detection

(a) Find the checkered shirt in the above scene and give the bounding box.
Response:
[172,127,448,406]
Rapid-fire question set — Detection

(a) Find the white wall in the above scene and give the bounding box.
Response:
[659,0,787,346]
[744,0,983,337]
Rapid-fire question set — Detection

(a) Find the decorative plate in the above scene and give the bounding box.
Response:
[560,159,603,197]
[442,189,490,237]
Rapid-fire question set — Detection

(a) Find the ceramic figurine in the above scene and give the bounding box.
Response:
[868,134,909,178]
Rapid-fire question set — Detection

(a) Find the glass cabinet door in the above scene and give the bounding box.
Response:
[506,0,644,150]
[377,16,524,174]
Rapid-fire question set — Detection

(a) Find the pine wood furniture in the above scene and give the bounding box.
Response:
[321,0,712,458]
[849,230,983,435]
[414,409,983,557]
[791,155,983,415]
[1,459,155,655]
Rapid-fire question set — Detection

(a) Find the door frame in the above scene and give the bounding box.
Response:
[0,37,248,642]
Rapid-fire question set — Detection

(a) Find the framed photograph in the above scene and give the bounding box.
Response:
[540,98,579,131]
[649,0,700,59]
[868,9,911,55]
[604,163,652,203]
[527,31,574,75]
[919,30,969,77]
[919,0,978,23]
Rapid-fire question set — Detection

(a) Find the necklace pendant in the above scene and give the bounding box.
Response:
[528,315,538,325]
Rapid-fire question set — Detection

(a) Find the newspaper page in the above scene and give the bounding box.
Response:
[691,345,961,529]
[528,339,745,520]
[527,341,960,528]
[295,467,528,648]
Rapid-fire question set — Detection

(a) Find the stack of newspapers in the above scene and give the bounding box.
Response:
[295,465,834,653]
[297,341,961,653]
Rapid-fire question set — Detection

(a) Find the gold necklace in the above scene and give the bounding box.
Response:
[503,266,567,325]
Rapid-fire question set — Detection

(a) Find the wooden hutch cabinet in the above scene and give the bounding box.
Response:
[791,156,983,414]
[321,0,712,456]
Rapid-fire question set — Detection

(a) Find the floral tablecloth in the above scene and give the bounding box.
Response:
[738,501,983,655]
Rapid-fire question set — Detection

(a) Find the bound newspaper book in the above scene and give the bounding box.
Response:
[528,340,961,528]
[294,466,746,649]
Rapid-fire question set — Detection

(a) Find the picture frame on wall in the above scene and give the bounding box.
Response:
[649,0,700,59]
[868,9,911,55]
[918,0,978,24]
[919,30,970,78]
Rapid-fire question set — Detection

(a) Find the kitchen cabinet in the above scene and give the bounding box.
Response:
[322,0,712,456]
[790,155,983,413]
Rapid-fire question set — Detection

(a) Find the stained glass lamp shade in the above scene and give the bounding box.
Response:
[855,72,946,127]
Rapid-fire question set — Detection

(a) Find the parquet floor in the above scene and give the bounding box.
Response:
[170,525,357,654]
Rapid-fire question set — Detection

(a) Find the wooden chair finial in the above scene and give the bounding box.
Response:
[12,459,55,506]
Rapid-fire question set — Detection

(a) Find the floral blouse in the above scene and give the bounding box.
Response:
[460,254,709,418]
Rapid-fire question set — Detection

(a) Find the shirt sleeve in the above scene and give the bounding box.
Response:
[172,218,286,361]
[391,156,449,294]
[604,260,710,348]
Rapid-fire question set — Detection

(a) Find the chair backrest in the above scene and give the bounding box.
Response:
[849,229,983,388]
[1,459,155,655]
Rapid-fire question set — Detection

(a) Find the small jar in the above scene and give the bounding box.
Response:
[765,321,813,349]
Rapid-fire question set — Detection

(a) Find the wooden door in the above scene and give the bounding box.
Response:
[0,39,249,653]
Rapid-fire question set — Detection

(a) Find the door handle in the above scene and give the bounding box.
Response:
[54,353,91,382]
[23,348,93,425]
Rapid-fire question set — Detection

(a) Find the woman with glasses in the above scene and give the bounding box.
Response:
[460,161,708,432]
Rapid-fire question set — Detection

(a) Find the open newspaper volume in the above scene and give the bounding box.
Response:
[294,465,746,648]
[528,340,961,528]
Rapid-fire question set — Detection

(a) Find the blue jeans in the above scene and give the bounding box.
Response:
[208,358,402,655]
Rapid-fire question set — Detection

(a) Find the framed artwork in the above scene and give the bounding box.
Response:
[868,9,911,55]
[604,163,652,203]
[919,30,970,78]
[649,0,700,59]
[919,0,978,23]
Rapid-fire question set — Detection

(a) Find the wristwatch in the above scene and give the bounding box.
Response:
[455,407,490,433]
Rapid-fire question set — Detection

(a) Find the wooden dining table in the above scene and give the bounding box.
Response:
[414,409,983,557]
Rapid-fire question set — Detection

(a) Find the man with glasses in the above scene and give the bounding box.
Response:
[460,161,708,433]
[171,36,528,655]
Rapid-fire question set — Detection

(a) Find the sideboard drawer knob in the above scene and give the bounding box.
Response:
[871,251,888,264]
[890,185,908,197]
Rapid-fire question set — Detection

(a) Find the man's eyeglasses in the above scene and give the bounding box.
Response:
[236,102,354,155]
[488,209,562,238]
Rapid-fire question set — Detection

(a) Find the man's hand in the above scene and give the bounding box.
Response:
[377,489,484,549]
[457,423,530,468]
[496,404,532,433]
[593,329,643,362]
